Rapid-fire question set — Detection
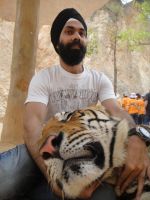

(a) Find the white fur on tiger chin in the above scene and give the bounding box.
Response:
[45,150,107,198]
[62,162,106,198]
[141,193,150,200]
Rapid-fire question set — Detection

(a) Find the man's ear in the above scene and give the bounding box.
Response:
[55,44,59,54]
[56,44,59,50]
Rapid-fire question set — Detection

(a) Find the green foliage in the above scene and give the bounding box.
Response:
[119,28,150,44]
[136,0,150,23]
[119,0,150,50]
[107,1,122,15]
[87,28,98,56]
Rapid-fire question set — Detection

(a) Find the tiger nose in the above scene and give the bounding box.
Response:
[40,132,63,160]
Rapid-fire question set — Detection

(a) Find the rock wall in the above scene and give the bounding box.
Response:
[87,5,150,95]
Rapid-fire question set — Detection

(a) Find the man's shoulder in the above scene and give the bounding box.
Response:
[38,65,58,72]
[86,67,104,77]
[35,65,59,76]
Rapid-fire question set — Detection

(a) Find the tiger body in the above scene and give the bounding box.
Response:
[39,106,150,200]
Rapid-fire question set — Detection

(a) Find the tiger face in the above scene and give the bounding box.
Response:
[38,106,129,199]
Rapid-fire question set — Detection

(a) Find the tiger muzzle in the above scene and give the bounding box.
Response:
[40,132,64,160]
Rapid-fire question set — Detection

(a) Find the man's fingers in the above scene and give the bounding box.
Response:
[147,165,150,180]
[117,165,135,188]
[117,166,131,188]
[120,170,141,194]
[135,170,146,200]
[79,180,101,199]
[116,135,149,198]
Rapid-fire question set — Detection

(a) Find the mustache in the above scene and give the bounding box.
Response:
[68,40,83,49]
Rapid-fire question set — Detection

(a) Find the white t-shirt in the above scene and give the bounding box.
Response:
[25,65,115,120]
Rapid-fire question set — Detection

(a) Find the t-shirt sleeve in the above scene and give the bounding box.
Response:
[98,73,116,102]
[25,70,49,105]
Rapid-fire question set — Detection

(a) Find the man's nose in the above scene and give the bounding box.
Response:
[39,132,63,160]
[72,31,81,40]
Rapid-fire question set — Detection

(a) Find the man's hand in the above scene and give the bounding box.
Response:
[79,180,101,199]
[117,135,150,200]
[102,99,150,199]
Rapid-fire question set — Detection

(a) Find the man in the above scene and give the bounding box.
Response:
[144,90,150,125]
[0,8,149,200]
[136,93,145,125]
[128,93,138,124]
[121,93,130,112]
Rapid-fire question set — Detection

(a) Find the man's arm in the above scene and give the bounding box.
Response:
[102,98,149,199]
[102,98,135,128]
[145,99,148,108]
[23,102,48,177]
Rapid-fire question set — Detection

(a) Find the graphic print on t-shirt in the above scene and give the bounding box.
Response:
[49,88,98,112]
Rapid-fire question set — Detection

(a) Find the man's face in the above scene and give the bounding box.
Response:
[57,19,87,66]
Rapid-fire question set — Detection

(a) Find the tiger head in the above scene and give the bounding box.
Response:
[38,106,129,199]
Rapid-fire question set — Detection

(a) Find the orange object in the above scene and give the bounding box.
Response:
[128,98,138,114]
[121,97,130,111]
[137,99,145,115]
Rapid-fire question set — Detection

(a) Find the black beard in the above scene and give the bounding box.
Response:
[57,40,86,66]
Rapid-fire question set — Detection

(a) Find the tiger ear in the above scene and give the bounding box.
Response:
[55,111,75,122]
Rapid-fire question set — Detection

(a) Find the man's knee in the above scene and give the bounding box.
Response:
[0,144,39,199]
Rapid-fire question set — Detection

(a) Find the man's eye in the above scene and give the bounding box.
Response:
[79,32,86,37]
[66,30,73,35]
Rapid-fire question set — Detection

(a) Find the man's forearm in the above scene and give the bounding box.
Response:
[23,102,48,177]
[102,99,136,129]
[113,109,136,129]
[24,126,48,178]
[24,132,48,178]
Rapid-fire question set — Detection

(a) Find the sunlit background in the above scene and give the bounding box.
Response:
[120,0,133,5]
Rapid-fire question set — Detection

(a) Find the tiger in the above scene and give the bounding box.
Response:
[38,106,150,200]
